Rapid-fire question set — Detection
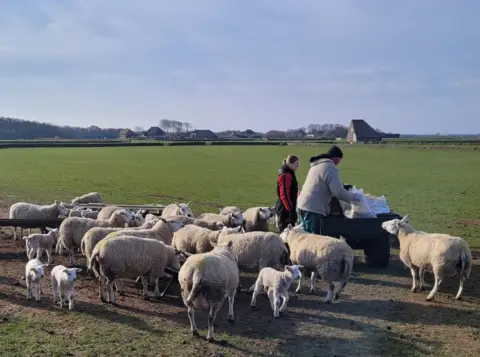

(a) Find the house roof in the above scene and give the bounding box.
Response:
[191,129,217,137]
[145,127,165,135]
[349,119,382,139]
[119,129,131,135]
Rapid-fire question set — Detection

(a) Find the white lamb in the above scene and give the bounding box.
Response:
[165,214,225,231]
[219,206,242,215]
[197,211,245,228]
[23,227,58,263]
[161,202,194,218]
[25,258,48,301]
[250,265,303,318]
[51,265,82,310]
[242,206,275,232]
[71,192,104,206]
[9,200,70,240]
[280,223,354,303]
[381,215,472,301]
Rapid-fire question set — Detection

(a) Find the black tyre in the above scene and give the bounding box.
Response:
[363,234,390,268]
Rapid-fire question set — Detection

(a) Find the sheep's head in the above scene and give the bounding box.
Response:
[215,240,236,262]
[221,225,242,235]
[130,210,146,227]
[214,221,225,230]
[62,267,82,282]
[285,265,303,280]
[114,209,136,225]
[166,219,185,232]
[219,206,242,216]
[174,201,193,217]
[258,207,274,220]
[280,223,305,243]
[56,202,70,216]
[381,215,410,235]
[168,249,183,271]
[28,264,48,280]
[45,227,59,240]
[229,212,244,226]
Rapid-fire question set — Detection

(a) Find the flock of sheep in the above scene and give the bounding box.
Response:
[6,191,474,342]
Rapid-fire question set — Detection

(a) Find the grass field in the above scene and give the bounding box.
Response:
[0,145,479,357]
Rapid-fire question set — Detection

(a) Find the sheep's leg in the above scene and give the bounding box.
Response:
[207,302,221,342]
[24,240,30,257]
[227,294,235,323]
[326,281,335,303]
[67,291,74,310]
[69,250,77,267]
[334,279,348,301]
[35,283,41,302]
[51,277,58,303]
[59,292,64,308]
[28,228,32,235]
[425,273,442,301]
[152,277,160,297]
[409,266,419,292]
[20,228,24,240]
[310,271,317,293]
[273,292,282,318]
[36,247,42,260]
[13,227,17,240]
[455,276,466,301]
[26,280,31,300]
[46,249,52,264]
[187,305,199,337]
[140,276,150,300]
[267,288,275,311]
[250,282,261,308]
[107,279,116,304]
[295,270,303,293]
[278,292,289,312]
[98,277,106,302]
[418,267,426,290]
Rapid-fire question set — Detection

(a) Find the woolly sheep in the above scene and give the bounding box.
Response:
[280,223,354,303]
[161,202,194,218]
[172,224,223,254]
[242,206,275,232]
[165,214,225,231]
[88,235,182,304]
[197,211,245,228]
[145,213,158,222]
[97,206,144,227]
[178,240,239,342]
[71,192,104,206]
[51,265,82,310]
[219,206,242,215]
[69,208,99,219]
[381,215,472,301]
[249,265,303,318]
[25,258,48,301]
[23,227,58,263]
[9,200,70,240]
[104,217,184,245]
[96,205,122,220]
[56,209,135,266]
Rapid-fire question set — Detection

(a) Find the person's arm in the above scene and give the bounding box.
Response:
[278,172,294,211]
[325,166,358,202]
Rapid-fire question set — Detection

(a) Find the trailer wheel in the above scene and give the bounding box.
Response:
[363,235,390,268]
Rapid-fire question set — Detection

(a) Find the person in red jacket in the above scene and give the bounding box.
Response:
[275,154,300,232]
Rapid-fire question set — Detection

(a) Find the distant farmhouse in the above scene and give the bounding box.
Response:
[144,126,166,139]
[188,129,218,140]
[119,129,139,139]
[346,119,399,143]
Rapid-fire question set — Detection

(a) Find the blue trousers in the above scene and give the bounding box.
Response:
[297,209,326,235]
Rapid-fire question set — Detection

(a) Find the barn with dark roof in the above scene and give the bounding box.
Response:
[346,119,383,143]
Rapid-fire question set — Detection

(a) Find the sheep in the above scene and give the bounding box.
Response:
[97,206,144,227]
[161,202,194,218]
[171,224,223,254]
[145,213,158,222]
[103,217,184,246]
[69,208,99,219]
[197,211,245,228]
[178,240,239,342]
[23,227,58,263]
[9,200,70,240]
[242,206,275,232]
[280,223,354,303]
[96,205,122,220]
[249,265,303,318]
[219,206,242,215]
[56,208,135,266]
[165,214,225,231]
[88,235,182,304]
[51,265,82,310]
[381,215,472,301]
[25,258,48,301]
[71,192,104,206]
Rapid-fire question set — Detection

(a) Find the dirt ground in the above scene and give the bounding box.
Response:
[0,200,479,357]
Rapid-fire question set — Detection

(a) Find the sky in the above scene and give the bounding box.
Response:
[0,0,479,134]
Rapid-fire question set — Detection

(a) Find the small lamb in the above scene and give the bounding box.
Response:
[23,227,58,263]
[25,258,48,301]
[197,211,245,228]
[51,265,82,310]
[71,192,104,206]
[250,265,303,318]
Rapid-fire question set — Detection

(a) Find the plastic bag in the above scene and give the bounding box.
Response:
[339,186,377,218]
[365,194,391,214]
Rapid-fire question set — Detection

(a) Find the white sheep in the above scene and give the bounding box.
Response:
[219,206,242,215]
[161,202,194,218]
[56,209,135,266]
[51,265,82,310]
[381,215,472,301]
[165,214,225,231]
[96,205,122,220]
[145,213,158,222]
[178,240,239,342]
[88,235,182,304]
[280,223,354,303]
[197,211,245,228]
[9,200,70,240]
[242,206,275,232]
[23,227,58,263]
[97,206,144,227]
[25,258,48,301]
[249,265,303,318]
[71,192,104,206]
[171,224,223,254]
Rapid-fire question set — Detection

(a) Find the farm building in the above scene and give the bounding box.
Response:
[118,129,139,139]
[346,119,383,143]
[188,129,218,140]
[144,126,166,139]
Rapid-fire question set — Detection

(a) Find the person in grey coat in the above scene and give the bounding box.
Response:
[296,145,361,234]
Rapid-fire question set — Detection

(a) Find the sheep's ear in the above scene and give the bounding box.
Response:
[54,200,59,205]
[22,236,28,240]
[400,215,410,224]
[180,251,192,258]
[39,264,49,268]
[227,240,233,247]
[186,201,191,206]
[45,227,52,231]
[287,223,293,230]
[234,226,242,232]
[297,265,304,270]
[218,208,223,213]
[74,268,82,273]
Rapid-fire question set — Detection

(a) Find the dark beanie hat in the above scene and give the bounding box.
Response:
[326,145,343,158]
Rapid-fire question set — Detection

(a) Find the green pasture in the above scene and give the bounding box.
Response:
[0,144,479,249]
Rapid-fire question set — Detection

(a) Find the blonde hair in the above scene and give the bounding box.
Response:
[282,154,299,166]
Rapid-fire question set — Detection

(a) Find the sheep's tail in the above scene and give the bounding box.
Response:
[186,271,204,305]
[341,254,353,278]
[459,248,472,279]
[88,250,101,278]
[55,236,64,255]
[80,238,86,255]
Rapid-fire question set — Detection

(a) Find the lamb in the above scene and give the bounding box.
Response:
[161,202,194,218]
[145,213,158,222]
[9,200,70,240]
[25,258,48,301]
[103,217,184,245]
[23,227,58,263]
[249,265,303,318]
[242,206,275,232]
[219,206,242,215]
[197,211,245,228]
[56,208,135,266]
[165,214,225,231]
[71,192,104,206]
[69,208,99,219]
[51,265,82,310]
[171,224,223,254]
[280,223,354,303]
[178,240,239,342]
[97,206,144,227]
[381,215,472,301]
[88,235,182,304]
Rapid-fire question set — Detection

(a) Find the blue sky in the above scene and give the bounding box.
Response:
[0,0,479,134]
